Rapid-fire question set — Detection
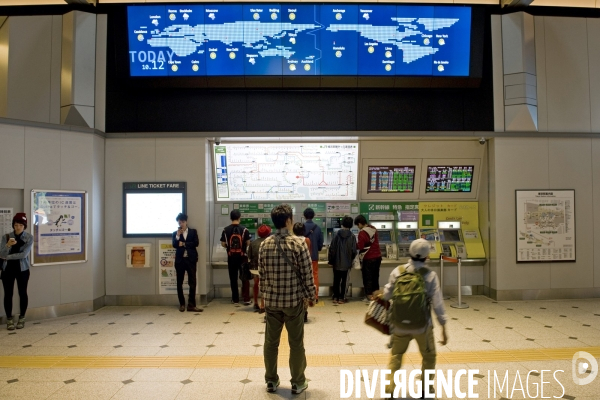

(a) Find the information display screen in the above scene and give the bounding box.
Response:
[367,166,415,193]
[426,165,473,193]
[214,143,359,201]
[127,4,471,77]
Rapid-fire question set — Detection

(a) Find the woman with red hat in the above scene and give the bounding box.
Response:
[0,213,33,330]
[247,224,271,314]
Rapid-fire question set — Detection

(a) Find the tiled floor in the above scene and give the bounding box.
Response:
[0,296,598,399]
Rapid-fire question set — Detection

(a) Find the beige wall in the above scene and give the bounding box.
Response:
[489,137,599,299]
[0,122,105,315]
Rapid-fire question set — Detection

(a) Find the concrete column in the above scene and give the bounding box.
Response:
[501,12,538,131]
[61,11,96,128]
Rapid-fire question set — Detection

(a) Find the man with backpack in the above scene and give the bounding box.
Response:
[382,238,449,398]
[220,209,252,305]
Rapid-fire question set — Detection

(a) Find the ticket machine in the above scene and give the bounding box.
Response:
[396,222,419,258]
[325,217,343,246]
[418,228,441,259]
[370,218,397,260]
[438,221,467,259]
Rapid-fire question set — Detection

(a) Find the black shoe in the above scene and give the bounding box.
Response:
[179,305,185,312]
[187,306,203,312]
[253,304,260,312]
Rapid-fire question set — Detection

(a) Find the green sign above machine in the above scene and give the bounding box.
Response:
[359,202,419,213]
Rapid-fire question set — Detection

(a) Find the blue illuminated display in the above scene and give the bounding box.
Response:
[127,4,471,77]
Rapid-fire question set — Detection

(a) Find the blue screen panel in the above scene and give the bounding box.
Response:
[281,5,321,76]
[127,4,472,78]
[320,5,358,76]
[243,4,283,75]
[204,5,244,76]
[357,5,397,76]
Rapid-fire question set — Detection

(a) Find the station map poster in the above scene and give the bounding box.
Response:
[515,190,575,262]
[0,208,13,235]
[31,190,87,266]
[214,143,358,201]
[127,4,471,77]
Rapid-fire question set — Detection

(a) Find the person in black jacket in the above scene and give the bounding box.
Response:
[328,216,357,304]
[172,213,202,312]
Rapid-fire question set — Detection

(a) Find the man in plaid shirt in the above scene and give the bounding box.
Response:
[258,204,316,395]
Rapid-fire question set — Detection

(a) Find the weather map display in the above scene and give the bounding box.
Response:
[214,143,358,201]
[426,165,473,193]
[367,166,415,193]
[127,4,471,77]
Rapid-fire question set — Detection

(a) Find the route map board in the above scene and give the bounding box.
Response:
[127,4,471,77]
[214,143,358,201]
[367,166,415,193]
[516,190,575,262]
[426,165,473,193]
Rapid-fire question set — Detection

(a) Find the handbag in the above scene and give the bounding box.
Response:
[239,260,252,281]
[365,296,391,335]
[352,255,361,270]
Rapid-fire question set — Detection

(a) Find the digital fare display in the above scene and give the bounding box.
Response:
[367,166,415,193]
[127,4,472,77]
[426,165,473,193]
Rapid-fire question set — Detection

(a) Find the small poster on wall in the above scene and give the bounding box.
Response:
[515,190,575,262]
[0,208,13,235]
[158,240,188,295]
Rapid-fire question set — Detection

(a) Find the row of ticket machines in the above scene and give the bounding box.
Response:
[211,209,485,263]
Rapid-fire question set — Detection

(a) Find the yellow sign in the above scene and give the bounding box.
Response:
[419,202,479,229]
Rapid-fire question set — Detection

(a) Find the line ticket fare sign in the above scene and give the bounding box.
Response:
[128,4,471,77]
[214,143,358,201]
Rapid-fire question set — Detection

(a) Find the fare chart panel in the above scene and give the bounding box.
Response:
[214,143,359,201]
[128,4,471,77]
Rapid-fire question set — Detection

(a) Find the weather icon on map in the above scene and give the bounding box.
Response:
[229,52,236,59]
[385,64,392,72]
[208,13,216,20]
[249,57,256,65]
[290,37,296,44]
[336,13,342,20]
[438,65,444,72]
[271,13,277,20]
[289,13,296,20]
[385,51,392,58]
[171,64,178,72]
[192,64,199,72]
[368,46,374,54]
[210,52,217,59]
[137,34,144,41]
[289,64,296,71]
[424,38,430,45]
[253,13,260,20]
[362,13,369,20]
[439,38,445,45]
[151,19,158,26]
[169,14,176,21]
[335,51,342,58]
[304,64,311,71]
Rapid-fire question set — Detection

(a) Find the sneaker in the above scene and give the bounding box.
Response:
[253,304,260,312]
[266,380,279,393]
[243,301,251,306]
[362,297,370,303]
[231,300,239,305]
[6,318,15,331]
[16,317,25,329]
[292,381,308,394]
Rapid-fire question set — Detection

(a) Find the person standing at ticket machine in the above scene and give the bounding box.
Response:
[302,208,323,302]
[354,215,382,302]
[172,213,202,313]
[221,209,252,306]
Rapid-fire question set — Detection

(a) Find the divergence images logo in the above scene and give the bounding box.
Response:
[572,351,598,386]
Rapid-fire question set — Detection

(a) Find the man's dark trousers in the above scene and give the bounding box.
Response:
[176,258,197,307]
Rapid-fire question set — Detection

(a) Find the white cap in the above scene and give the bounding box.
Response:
[409,238,431,259]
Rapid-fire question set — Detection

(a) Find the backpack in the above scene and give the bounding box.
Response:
[390,265,430,330]
[227,226,245,256]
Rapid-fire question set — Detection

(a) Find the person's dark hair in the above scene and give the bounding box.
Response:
[303,208,315,220]
[271,204,293,229]
[293,222,305,236]
[354,215,367,226]
[230,209,241,221]
[342,216,353,229]
[176,213,188,222]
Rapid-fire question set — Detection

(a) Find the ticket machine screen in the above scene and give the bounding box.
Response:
[398,230,417,242]
[441,230,461,242]
[378,230,392,243]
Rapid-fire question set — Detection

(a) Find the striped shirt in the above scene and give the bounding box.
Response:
[258,229,316,309]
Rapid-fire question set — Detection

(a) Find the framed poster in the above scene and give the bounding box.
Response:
[31,190,87,266]
[515,190,575,262]
[158,240,189,295]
